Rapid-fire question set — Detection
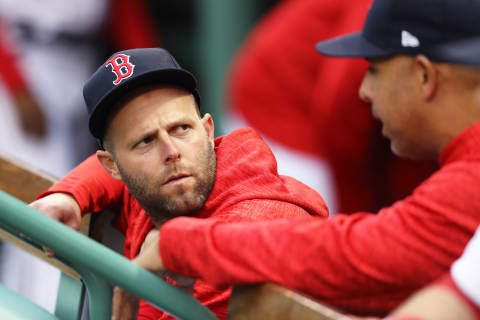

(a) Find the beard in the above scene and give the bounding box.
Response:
[116,139,216,223]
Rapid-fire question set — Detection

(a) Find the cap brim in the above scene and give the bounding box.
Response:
[315,31,392,58]
[430,37,480,67]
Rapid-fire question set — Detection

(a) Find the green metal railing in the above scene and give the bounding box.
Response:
[0,190,217,320]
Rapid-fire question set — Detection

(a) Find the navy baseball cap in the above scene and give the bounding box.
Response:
[84,48,201,141]
[315,0,480,64]
[432,37,480,67]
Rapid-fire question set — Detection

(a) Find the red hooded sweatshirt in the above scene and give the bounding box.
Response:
[158,122,480,317]
[39,128,328,320]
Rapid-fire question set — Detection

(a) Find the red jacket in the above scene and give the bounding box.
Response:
[158,122,480,316]
[39,128,328,320]
[228,0,436,213]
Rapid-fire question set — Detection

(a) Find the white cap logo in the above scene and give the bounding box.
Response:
[401,30,420,48]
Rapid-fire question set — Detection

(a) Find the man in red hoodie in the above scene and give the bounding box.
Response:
[32,48,328,319]
[96,0,480,318]
[375,39,480,320]
[226,0,436,214]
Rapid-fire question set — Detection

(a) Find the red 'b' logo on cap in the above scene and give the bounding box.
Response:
[106,54,135,85]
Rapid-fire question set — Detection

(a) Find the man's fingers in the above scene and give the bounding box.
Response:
[111,286,139,320]
[111,286,122,320]
[140,229,159,253]
[64,217,81,231]
[29,193,82,231]
[29,194,83,258]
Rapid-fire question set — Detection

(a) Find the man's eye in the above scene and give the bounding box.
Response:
[137,136,154,147]
[174,125,190,133]
[367,65,377,74]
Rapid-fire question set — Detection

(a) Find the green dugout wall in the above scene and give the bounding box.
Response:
[148,0,277,135]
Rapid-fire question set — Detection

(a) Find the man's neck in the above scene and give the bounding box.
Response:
[150,216,171,228]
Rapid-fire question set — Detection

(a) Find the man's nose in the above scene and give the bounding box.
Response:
[358,76,372,104]
[161,136,181,163]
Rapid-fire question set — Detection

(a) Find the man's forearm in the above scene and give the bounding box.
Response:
[159,209,466,315]
[134,230,165,273]
[37,154,125,213]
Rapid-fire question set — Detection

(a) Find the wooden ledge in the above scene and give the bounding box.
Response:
[228,283,351,320]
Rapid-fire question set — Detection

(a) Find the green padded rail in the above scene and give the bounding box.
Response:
[0,190,217,320]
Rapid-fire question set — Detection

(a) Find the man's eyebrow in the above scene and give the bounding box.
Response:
[125,128,157,148]
[166,115,196,127]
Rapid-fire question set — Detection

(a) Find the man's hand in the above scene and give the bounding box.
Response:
[112,228,195,319]
[111,229,163,320]
[111,286,139,320]
[133,229,165,274]
[14,90,47,139]
[29,193,82,256]
[29,193,82,230]
[136,229,195,292]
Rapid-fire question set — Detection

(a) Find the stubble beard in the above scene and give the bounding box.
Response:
[117,141,217,223]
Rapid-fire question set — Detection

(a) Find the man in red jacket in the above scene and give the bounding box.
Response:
[109,0,480,318]
[32,48,328,319]
[226,0,436,214]
[382,38,480,320]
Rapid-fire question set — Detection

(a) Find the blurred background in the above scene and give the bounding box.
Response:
[0,0,277,177]
[147,0,278,134]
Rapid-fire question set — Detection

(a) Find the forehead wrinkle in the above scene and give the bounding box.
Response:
[116,103,199,149]
[160,109,197,126]
[108,104,155,149]
[108,87,199,147]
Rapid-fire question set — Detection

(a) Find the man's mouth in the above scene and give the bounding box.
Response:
[163,174,191,185]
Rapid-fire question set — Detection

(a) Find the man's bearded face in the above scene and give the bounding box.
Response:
[105,86,217,223]
[117,138,216,219]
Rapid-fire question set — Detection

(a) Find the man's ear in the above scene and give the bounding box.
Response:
[201,113,215,148]
[96,150,122,180]
[415,54,438,101]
